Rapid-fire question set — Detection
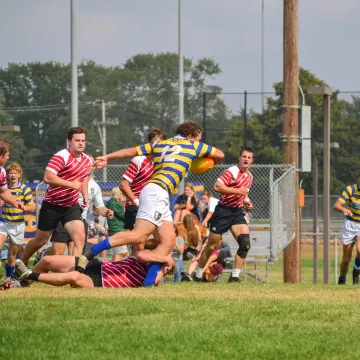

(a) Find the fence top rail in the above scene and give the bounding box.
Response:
[272,165,295,188]
[105,164,295,169]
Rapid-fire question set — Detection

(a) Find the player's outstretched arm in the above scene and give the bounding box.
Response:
[95,147,138,168]
[136,251,174,266]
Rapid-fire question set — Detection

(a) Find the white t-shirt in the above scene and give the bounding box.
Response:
[203,197,219,213]
[78,178,105,220]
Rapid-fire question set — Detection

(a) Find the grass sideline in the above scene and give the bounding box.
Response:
[1,283,360,360]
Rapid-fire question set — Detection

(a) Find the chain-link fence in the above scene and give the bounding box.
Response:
[92,163,296,262]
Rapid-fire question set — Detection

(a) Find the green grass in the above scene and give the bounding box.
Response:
[1,283,360,360]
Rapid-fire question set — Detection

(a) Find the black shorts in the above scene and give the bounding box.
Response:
[124,205,138,230]
[51,219,89,245]
[38,201,83,232]
[75,257,103,287]
[210,204,248,235]
[51,222,71,244]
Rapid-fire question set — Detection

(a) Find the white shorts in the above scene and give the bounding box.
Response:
[341,218,360,245]
[0,221,25,246]
[136,183,173,227]
[107,245,128,255]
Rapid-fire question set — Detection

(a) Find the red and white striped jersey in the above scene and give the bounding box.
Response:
[122,156,154,206]
[101,257,148,288]
[217,166,253,208]
[0,167,7,190]
[44,149,92,207]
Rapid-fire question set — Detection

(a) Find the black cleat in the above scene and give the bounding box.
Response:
[352,268,360,285]
[181,274,193,282]
[338,278,346,285]
[228,276,240,283]
[194,276,203,282]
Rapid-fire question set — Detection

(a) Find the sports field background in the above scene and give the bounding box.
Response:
[1,283,359,360]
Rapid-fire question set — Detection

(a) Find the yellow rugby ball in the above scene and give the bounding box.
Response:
[190,157,214,174]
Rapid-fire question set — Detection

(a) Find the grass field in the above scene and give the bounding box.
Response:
[1,283,360,360]
[1,242,356,360]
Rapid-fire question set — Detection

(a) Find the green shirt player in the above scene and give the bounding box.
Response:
[77,121,224,285]
[334,183,360,285]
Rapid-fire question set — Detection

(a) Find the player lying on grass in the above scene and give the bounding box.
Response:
[12,252,175,289]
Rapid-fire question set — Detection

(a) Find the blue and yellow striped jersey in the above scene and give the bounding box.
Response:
[0,183,34,223]
[136,134,216,194]
[338,184,360,222]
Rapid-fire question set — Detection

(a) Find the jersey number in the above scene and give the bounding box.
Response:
[159,145,182,163]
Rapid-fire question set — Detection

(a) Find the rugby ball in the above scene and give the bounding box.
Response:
[190,157,215,174]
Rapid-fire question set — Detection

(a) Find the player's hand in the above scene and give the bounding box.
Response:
[95,156,108,169]
[202,220,208,228]
[81,198,89,208]
[245,202,254,211]
[164,254,175,267]
[106,209,114,219]
[343,208,353,217]
[0,199,4,206]
[70,179,82,190]
[16,203,27,211]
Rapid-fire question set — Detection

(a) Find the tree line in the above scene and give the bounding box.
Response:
[0,52,359,195]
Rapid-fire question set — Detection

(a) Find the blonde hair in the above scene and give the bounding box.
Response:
[183,215,200,249]
[6,162,22,179]
[184,183,199,205]
[111,187,126,202]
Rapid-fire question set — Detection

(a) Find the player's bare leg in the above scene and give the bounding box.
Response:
[64,220,85,257]
[36,272,94,288]
[52,242,67,255]
[33,255,76,273]
[21,229,53,264]
[195,232,222,280]
[78,218,154,271]
[17,255,94,288]
[228,224,250,282]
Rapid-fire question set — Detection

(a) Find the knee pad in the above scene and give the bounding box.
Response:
[236,234,250,259]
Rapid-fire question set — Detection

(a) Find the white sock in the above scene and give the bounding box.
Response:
[231,269,241,278]
[195,268,204,278]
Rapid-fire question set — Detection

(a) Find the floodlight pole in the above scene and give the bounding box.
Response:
[70,0,78,127]
[178,0,185,195]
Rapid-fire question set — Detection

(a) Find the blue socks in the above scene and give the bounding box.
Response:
[144,262,163,286]
[5,264,14,278]
[355,257,360,269]
[90,237,111,255]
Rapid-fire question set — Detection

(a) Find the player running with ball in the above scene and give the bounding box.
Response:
[77,121,224,285]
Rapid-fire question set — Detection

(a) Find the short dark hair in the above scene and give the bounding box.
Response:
[148,127,166,142]
[67,127,87,141]
[0,139,10,157]
[175,121,203,139]
[239,146,254,156]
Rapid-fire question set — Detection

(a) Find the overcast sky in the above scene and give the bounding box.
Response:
[0,0,359,110]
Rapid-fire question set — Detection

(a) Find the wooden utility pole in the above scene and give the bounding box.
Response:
[283,0,300,283]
